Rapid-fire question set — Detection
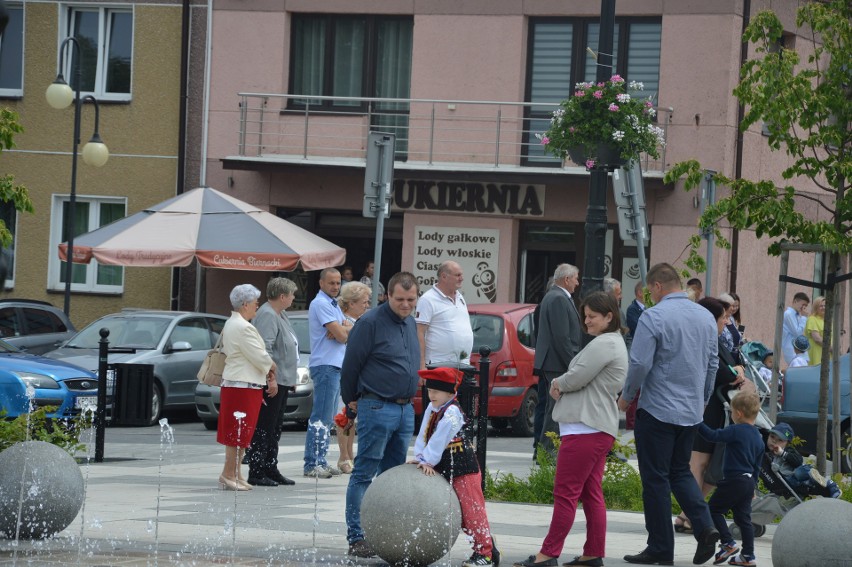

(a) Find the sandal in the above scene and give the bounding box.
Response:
[674,515,692,534]
[338,459,354,474]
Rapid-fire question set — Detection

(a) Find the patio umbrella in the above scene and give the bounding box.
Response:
[58,187,346,271]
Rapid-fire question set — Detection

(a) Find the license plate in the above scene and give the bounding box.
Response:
[75,396,98,410]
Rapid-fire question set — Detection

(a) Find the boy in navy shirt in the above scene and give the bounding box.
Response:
[697,391,764,566]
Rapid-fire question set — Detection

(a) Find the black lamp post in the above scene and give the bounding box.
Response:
[581,0,617,298]
[45,37,110,316]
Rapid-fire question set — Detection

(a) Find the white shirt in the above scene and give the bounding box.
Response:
[788,354,808,368]
[413,399,465,466]
[415,286,474,365]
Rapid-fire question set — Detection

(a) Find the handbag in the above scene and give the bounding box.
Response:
[197,332,226,387]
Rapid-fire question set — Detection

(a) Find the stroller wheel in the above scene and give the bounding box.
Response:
[754,524,766,538]
[729,522,741,539]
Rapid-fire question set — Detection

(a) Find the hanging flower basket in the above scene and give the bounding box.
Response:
[537,75,665,170]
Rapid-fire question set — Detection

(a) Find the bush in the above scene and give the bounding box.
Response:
[0,407,91,455]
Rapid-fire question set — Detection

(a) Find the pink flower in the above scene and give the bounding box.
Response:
[540,135,550,145]
[597,82,605,87]
[610,74,625,83]
[645,100,654,108]
[574,90,585,97]
[585,159,596,169]
[608,103,619,112]
[593,90,603,99]
[568,127,575,133]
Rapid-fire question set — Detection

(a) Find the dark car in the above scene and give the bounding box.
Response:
[0,299,76,355]
[777,353,850,472]
[0,338,98,419]
[44,310,227,425]
[194,311,313,430]
[414,303,538,436]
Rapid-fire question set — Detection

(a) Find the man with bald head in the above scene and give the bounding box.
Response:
[416,260,474,369]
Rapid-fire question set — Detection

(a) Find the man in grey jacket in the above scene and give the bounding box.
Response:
[532,263,582,455]
[246,277,300,486]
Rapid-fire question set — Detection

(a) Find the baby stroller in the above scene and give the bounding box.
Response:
[703,384,802,539]
[740,341,782,414]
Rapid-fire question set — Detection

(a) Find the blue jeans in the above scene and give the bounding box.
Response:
[303,365,340,472]
[635,409,713,559]
[345,397,414,544]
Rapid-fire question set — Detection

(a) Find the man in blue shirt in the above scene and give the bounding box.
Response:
[341,272,420,558]
[618,263,720,565]
[781,292,809,365]
[303,268,351,479]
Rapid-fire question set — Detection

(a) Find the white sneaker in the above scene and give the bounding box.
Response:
[303,466,332,479]
[324,465,342,476]
[808,467,828,488]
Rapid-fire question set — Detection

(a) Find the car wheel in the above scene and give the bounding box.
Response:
[490,417,510,431]
[203,420,218,431]
[510,388,538,437]
[148,382,163,427]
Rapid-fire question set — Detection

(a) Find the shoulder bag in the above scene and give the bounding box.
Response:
[197,332,226,387]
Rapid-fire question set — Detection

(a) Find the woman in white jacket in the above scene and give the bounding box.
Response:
[515,291,627,567]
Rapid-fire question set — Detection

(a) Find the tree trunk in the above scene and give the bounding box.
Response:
[815,251,838,473]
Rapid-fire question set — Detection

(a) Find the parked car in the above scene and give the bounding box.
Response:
[777,353,850,472]
[0,299,76,355]
[414,303,538,436]
[194,311,313,430]
[0,337,99,419]
[44,310,227,426]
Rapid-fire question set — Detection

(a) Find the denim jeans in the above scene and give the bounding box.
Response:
[303,365,340,472]
[345,397,414,544]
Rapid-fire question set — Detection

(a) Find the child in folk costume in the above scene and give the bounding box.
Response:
[410,367,500,567]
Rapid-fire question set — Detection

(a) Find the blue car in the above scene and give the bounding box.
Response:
[0,338,99,419]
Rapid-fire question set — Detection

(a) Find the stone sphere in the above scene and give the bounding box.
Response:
[362,464,462,566]
[772,497,852,567]
[0,440,85,539]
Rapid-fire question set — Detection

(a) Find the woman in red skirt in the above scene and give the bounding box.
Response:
[217,284,277,491]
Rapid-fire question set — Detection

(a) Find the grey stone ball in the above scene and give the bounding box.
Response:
[0,440,85,539]
[772,497,852,567]
[362,464,462,566]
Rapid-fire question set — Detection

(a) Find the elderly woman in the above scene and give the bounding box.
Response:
[515,292,627,567]
[805,296,825,365]
[334,281,372,473]
[245,277,299,487]
[218,284,277,491]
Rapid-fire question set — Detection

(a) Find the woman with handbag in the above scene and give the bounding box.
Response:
[217,284,277,491]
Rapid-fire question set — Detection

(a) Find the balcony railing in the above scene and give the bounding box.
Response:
[235,93,673,174]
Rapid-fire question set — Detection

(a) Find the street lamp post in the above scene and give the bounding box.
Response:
[46,37,110,316]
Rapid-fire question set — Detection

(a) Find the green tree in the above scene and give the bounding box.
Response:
[0,107,34,248]
[665,1,850,472]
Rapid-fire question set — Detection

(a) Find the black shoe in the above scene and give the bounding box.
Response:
[564,557,603,566]
[513,555,557,567]
[623,549,674,565]
[348,539,376,558]
[266,469,295,485]
[693,527,720,565]
[247,476,278,487]
[493,548,501,567]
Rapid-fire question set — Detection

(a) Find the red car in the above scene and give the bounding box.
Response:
[414,303,539,436]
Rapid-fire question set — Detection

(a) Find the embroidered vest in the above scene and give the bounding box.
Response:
[424,401,480,480]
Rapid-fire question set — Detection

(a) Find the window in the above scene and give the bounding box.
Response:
[0,2,24,96]
[289,14,413,154]
[0,202,16,288]
[61,6,133,100]
[48,195,126,293]
[524,18,662,165]
[517,313,536,349]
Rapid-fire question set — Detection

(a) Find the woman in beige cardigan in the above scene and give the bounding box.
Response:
[515,291,627,567]
[217,284,277,491]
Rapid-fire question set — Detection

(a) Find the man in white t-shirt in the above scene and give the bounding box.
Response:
[415,260,474,369]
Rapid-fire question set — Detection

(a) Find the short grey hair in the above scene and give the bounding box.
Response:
[230,284,261,310]
[267,277,297,300]
[553,263,579,281]
[603,277,621,293]
[338,282,371,311]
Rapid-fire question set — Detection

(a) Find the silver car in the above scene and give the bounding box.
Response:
[44,310,227,425]
[194,311,313,430]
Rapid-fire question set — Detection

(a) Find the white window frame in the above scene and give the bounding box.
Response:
[0,204,17,290]
[47,194,127,294]
[0,2,25,97]
[58,4,134,102]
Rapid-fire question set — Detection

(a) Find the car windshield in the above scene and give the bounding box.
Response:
[470,314,504,352]
[290,317,311,354]
[66,316,171,349]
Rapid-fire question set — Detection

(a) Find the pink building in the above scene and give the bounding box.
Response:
[198,0,836,347]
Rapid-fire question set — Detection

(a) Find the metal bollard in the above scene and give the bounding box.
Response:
[95,328,110,463]
[476,346,491,490]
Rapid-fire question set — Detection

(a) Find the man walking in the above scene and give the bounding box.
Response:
[532,263,582,455]
[416,260,474,368]
[341,272,421,558]
[246,277,299,487]
[303,268,351,479]
[618,263,720,565]
[781,292,809,365]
